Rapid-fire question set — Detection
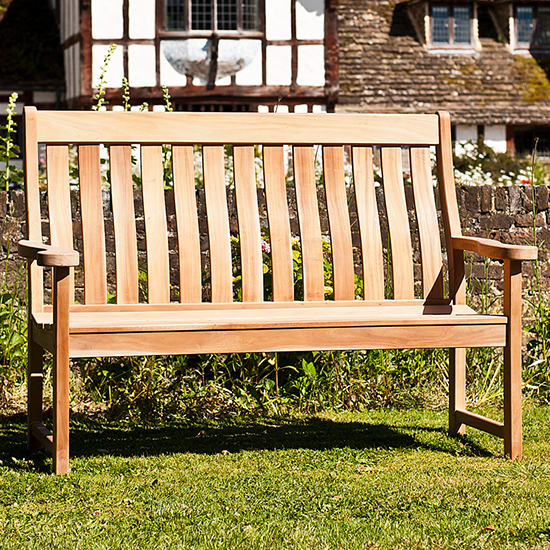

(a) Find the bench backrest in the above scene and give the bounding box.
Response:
[23,108,463,313]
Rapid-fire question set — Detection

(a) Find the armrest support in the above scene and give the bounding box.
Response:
[18,240,79,267]
[451,236,537,262]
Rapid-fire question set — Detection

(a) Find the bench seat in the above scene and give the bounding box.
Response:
[30,303,507,358]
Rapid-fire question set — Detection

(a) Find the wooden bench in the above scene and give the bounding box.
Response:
[19,107,537,474]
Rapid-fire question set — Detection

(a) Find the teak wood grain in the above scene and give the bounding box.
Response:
[264,146,294,302]
[323,146,355,301]
[34,112,441,145]
[410,147,444,299]
[46,145,74,303]
[203,146,232,303]
[20,107,536,473]
[141,146,171,304]
[172,146,202,303]
[78,146,107,304]
[110,145,139,304]
[352,147,384,300]
[293,146,324,301]
[234,146,263,302]
[381,147,415,300]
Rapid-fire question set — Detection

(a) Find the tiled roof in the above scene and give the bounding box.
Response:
[337,0,550,125]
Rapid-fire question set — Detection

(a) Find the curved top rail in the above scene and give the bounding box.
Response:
[26,108,441,146]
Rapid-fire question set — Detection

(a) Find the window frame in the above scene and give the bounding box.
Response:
[515,4,550,49]
[428,3,475,49]
[163,0,262,36]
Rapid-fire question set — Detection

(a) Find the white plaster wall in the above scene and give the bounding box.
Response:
[312,104,326,112]
[296,0,325,40]
[92,0,124,39]
[455,124,478,155]
[266,46,292,85]
[235,40,262,86]
[92,44,124,87]
[129,45,157,87]
[484,124,507,153]
[294,104,308,113]
[456,124,477,142]
[297,45,325,86]
[129,0,156,39]
[266,0,291,40]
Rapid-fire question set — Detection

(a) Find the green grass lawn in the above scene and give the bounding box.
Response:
[1,404,550,549]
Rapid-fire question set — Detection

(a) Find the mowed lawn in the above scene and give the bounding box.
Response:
[1,404,550,549]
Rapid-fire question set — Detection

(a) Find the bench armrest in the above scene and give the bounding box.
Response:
[451,236,537,262]
[18,240,79,267]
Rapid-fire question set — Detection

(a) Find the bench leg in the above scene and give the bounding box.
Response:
[52,266,71,475]
[449,347,466,436]
[504,260,522,459]
[27,335,44,452]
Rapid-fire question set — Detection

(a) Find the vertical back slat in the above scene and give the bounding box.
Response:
[234,146,263,302]
[173,146,202,303]
[47,145,74,302]
[141,145,171,304]
[293,146,324,301]
[323,146,355,301]
[110,145,139,304]
[410,147,444,299]
[263,146,294,302]
[203,146,232,303]
[381,147,415,300]
[437,111,465,303]
[78,145,107,304]
[352,147,384,300]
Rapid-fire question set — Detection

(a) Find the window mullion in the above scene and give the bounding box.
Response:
[237,0,242,32]
[212,0,217,32]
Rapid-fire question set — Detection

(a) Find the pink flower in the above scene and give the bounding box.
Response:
[261,240,271,254]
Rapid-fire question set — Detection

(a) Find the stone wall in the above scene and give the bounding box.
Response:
[1,185,548,302]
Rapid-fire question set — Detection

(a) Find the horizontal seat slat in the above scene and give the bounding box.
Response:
[34,112,440,145]
[33,304,507,333]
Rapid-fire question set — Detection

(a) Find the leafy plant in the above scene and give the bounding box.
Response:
[0,92,23,191]
[92,44,117,111]
[0,93,28,403]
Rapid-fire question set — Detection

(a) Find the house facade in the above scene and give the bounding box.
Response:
[3,0,550,154]
[57,0,338,112]
[337,0,550,156]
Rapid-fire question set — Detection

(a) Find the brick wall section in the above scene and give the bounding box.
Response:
[1,186,548,301]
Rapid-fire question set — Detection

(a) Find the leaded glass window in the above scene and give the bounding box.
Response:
[431,5,472,46]
[516,5,550,47]
[165,0,258,32]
